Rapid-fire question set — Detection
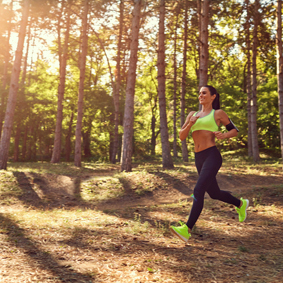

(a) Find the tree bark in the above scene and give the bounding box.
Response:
[14,18,31,162]
[199,0,209,89]
[22,124,28,161]
[65,111,73,162]
[27,125,32,161]
[120,0,142,172]
[32,123,37,161]
[111,0,124,164]
[149,67,159,156]
[245,0,253,158]
[197,0,201,82]
[157,0,174,169]
[51,0,71,163]
[173,10,178,159]
[0,0,29,170]
[20,18,31,88]
[13,125,21,162]
[181,0,189,162]
[0,0,13,138]
[74,0,89,167]
[83,123,92,158]
[276,0,283,162]
[151,115,156,156]
[251,0,260,162]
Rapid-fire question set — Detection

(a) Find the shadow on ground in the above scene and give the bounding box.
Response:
[0,213,94,282]
[1,165,283,282]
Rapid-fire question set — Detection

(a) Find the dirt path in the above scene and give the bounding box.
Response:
[0,162,283,282]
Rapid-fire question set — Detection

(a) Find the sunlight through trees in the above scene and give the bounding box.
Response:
[0,0,282,169]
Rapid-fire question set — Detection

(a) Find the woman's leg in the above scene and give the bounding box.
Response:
[186,146,222,230]
[207,178,241,207]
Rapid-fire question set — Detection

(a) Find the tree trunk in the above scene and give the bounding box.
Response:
[32,124,37,161]
[120,0,142,172]
[65,112,73,162]
[251,0,260,162]
[39,126,43,162]
[29,33,36,86]
[21,18,31,88]
[197,0,201,82]
[151,115,156,156]
[0,0,13,138]
[51,0,71,163]
[149,67,159,156]
[57,1,64,71]
[173,7,179,159]
[83,123,91,158]
[14,18,31,162]
[276,0,283,162]
[245,0,253,158]
[111,0,124,164]
[199,0,209,89]
[22,124,28,161]
[0,0,29,170]
[181,0,189,162]
[13,125,21,162]
[74,0,89,167]
[27,125,32,161]
[83,131,91,158]
[157,0,174,169]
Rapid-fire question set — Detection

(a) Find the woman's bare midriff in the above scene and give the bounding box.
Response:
[192,130,216,152]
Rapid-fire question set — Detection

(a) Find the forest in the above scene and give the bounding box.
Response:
[0,0,282,171]
[1,1,283,282]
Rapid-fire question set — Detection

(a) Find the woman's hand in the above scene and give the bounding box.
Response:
[189,115,199,126]
[179,111,197,141]
[214,129,238,140]
[214,131,227,140]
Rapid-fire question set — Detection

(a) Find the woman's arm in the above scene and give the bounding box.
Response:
[179,111,197,141]
[214,129,238,140]
[214,109,239,140]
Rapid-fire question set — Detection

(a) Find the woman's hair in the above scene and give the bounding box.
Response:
[203,85,220,110]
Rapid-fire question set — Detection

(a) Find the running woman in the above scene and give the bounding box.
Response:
[170,85,249,243]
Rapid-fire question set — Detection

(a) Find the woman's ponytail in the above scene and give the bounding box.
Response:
[204,85,220,110]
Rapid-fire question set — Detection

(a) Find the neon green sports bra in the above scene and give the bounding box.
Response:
[191,109,219,133]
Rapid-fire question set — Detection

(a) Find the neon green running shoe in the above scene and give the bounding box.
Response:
[236,197,249,222]
[170,221,191,243]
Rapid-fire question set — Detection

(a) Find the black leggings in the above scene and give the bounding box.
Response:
[186,146,241,230]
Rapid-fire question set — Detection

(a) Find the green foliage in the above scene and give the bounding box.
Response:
[257,75,280,153]
[1,0,282,164]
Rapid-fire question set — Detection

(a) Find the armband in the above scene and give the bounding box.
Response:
[225,119,239,132]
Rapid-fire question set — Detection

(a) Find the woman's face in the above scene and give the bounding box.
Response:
[199,87,215,105]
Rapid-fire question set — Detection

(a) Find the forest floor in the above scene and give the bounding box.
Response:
[0,157,283,283]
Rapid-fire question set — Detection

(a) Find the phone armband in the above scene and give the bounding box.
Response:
[225,119,239,132]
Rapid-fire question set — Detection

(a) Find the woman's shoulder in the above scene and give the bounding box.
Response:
[214,109,230,124]
[188,110,197,117]
[214,109,228,117]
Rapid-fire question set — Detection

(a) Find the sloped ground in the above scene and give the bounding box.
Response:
[0,161,282,282]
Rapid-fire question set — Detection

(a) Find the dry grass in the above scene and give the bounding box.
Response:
[0,160,283,282]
